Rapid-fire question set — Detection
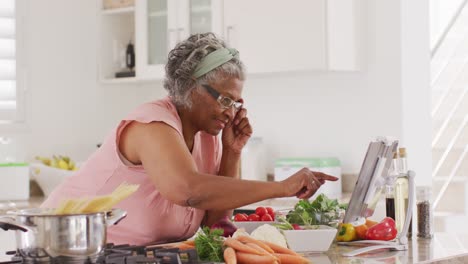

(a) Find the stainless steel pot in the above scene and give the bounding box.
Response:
[0,208,126,262]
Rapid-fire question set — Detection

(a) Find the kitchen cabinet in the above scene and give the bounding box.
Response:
[98,0,222,82]
[98,0,360,83]
[223,0,360,73]
[135,0,223,80]
[223,0,327,73]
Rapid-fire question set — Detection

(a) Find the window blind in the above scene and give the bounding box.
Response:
[0,0,16,120]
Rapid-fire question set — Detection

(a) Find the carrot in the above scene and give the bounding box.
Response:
[245,243,280,263]
[236,235,275,254]
[224,247,237,264]
[224,237,263,255]
[274,253,311,264]
[175,243,195,250]
[182,240,196,246]
[236,251,279,264]
[261,240,301,256]
[245,242,271,255]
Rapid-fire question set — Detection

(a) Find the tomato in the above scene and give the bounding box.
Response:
[248,213,260,221]
[265,207,275,219]
[234,213,248,222]
[242,213,248,219]
[255,207,267,217]
[292,224,303,230]
[260,214,273,222]
[266,207,274,215]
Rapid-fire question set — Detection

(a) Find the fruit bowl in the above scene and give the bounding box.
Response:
[30,163,78,196]
[282,225,337,252]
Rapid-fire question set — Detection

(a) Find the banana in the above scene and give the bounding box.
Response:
[52,155,61,168]
[37,155,78,171]
[58,159,69,170]
[61,156,71,164]
[68,160,76,170]
[35,156,52,166]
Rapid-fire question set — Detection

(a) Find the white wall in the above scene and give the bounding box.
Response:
[400,0,432,186]
[10,0,431,183]
[22,0,167,161]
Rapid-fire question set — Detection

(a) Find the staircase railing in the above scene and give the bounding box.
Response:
[431,0,468,57]
[432,115,467,178]
[432,83,468,147]
[433,143,468,209]
[431,1,468,211]
[431,57,468,118]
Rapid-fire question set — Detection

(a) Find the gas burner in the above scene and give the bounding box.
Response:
[4,248,96,264]
[2,244,220,264]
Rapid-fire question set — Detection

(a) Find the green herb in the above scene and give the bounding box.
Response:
[274,215,320,230]
[286,194,347,226]
[194,227,224,262]
[273,215,295,230]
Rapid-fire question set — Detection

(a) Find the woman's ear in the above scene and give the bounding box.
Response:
[190,83,204,98]
[188,85,203,108]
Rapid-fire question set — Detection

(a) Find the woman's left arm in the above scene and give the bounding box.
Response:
[202,108,252,227]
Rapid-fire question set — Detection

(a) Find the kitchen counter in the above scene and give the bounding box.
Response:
[1,232,468,263]
[1,197,468,263]
[303,234,468,263]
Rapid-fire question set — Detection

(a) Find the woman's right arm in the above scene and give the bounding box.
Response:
[119,121,337,211]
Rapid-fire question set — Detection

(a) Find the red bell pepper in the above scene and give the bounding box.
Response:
[365,217,397,241]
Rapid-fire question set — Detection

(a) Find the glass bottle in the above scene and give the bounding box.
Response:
[385,152,398,220]
[394,147,412,237]
[402,147,413,237]
[398,147,408,174]
[394,174,409,233]
[417,186,433,238]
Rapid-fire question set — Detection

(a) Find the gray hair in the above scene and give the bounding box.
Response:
[163,33,246,108]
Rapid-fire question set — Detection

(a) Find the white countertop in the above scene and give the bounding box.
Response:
[2,232,468,263]
[2,196,467,263]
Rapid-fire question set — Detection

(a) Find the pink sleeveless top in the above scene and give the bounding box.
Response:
[41,96,222,245]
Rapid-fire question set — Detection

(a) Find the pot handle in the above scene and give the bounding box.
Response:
[0,216,29,232]
[106,208,127,227]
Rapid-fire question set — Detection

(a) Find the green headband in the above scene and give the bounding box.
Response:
[192,48,239,79]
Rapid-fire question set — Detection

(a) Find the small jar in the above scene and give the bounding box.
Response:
[417,186,433,238]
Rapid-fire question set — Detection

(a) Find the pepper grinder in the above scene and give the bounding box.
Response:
[417,186,433,238]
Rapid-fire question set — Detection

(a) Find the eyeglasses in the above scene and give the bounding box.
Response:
[202,84,243,111]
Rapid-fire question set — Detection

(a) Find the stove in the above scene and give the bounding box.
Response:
[1,244,222,264]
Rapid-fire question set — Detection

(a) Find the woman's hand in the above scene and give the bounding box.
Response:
[281,168,339,199]
[222,108,252,154]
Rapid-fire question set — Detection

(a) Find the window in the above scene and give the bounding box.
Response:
[0,0,23,122]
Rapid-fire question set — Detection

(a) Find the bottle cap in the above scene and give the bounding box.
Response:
[399,148,407,158]
[416,186,431,201]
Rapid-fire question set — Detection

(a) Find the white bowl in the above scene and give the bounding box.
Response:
[282,225,337,252]
[233,221,276,233]
[30,163,76,196]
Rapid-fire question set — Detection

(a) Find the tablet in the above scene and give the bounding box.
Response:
[343,137,398,223]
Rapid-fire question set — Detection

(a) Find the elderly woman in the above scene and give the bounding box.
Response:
[41,33,337,245]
